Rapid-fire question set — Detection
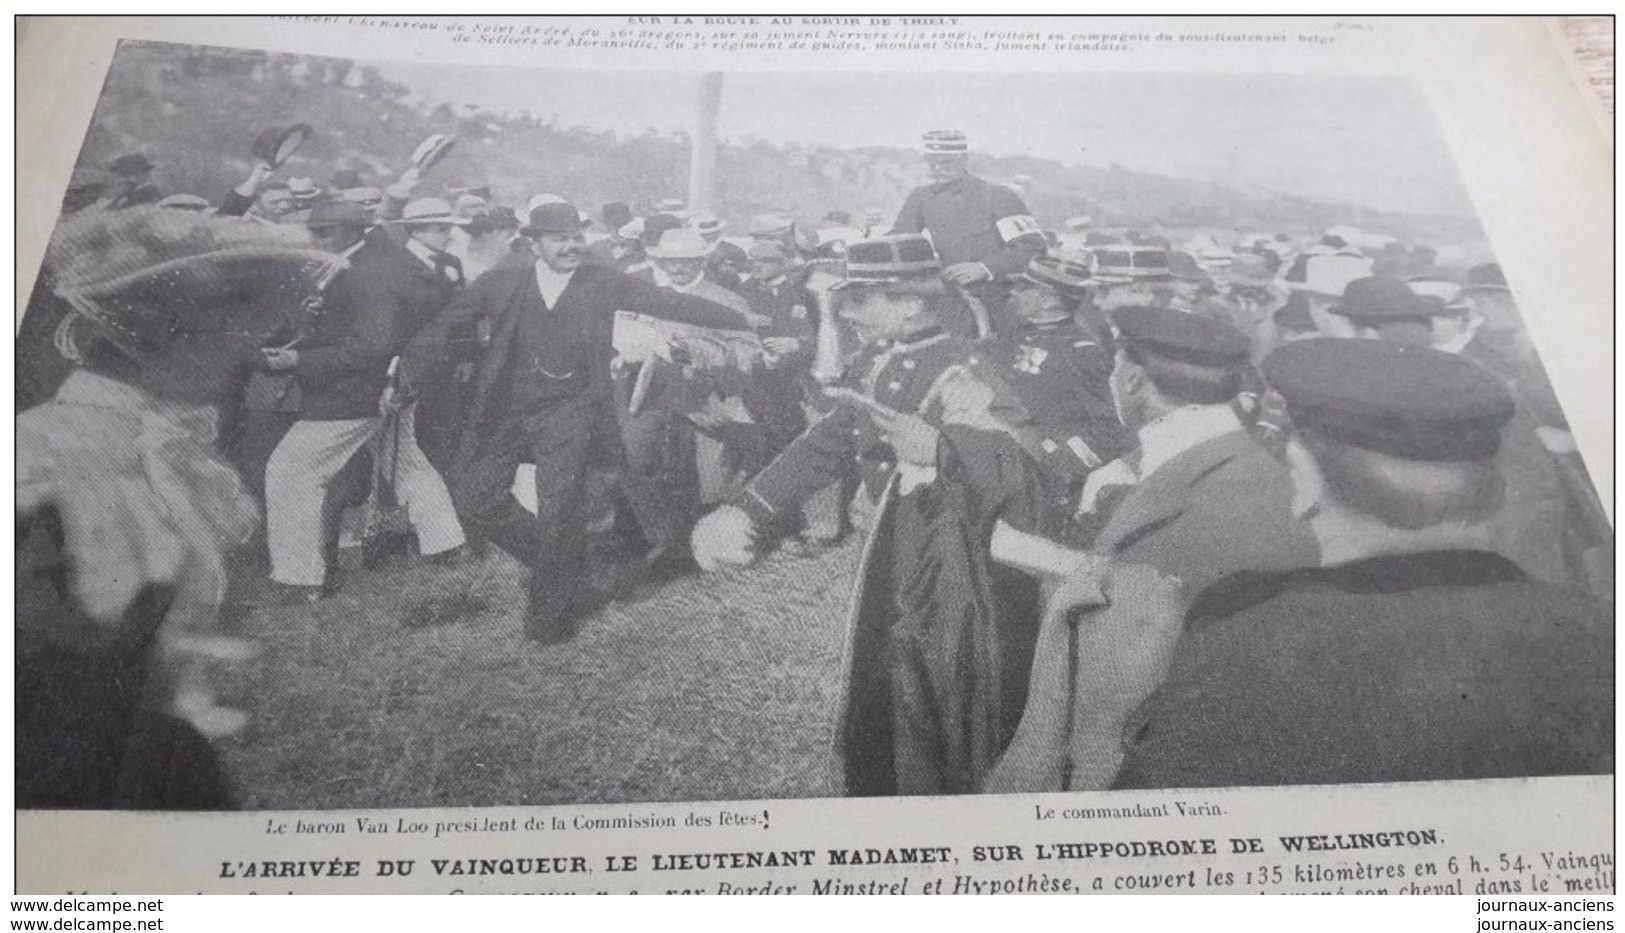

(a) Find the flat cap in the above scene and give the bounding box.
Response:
[1112,305,1250,367]
[1262,338,1514,461]
[1331,275,1446,322]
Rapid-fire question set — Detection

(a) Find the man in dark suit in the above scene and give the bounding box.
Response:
[261,201,461,601]
[1067,307,1317,588]
[994,339,1612,792]
[394,202,763,644]
[1115,339,1614,789]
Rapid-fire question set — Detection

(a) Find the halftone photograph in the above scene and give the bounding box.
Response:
[16,37,1613,816]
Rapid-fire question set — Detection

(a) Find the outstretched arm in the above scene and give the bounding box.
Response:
[614,272,764,331]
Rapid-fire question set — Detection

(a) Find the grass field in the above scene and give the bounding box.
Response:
[218,534,862,810]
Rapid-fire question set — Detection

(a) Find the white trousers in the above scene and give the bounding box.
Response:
[266,403,464,586]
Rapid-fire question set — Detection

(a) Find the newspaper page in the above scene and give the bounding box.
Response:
[12,15,1613,897]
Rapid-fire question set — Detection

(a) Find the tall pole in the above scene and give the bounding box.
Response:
[688,72,723,215]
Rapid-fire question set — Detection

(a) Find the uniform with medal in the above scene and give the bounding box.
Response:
[694,235,1058,797]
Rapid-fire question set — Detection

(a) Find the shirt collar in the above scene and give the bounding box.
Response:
[670,272,708,294]
[533,260,577,284]
[1136,403,1242,477]
[339,239,367,261]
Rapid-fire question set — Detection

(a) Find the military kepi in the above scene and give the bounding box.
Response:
[1262,338,1515,461]
[833,234,940,289]
[1112,306,1250,367]
[921,129,969,154]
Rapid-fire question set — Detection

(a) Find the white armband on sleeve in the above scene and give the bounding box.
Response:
[995,214,1041,242]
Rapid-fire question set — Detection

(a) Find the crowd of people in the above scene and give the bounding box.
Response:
[15,123,1614,808]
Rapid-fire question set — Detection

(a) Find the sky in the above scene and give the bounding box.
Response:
[374,65,1477,218]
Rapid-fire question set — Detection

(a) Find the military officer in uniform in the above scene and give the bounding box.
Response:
[890,130,1047,336]
[1000,339,1613,792]
[993,253,1134,504]
[693,234,1055,797]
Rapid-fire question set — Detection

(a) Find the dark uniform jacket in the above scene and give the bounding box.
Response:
[891,174,1046,280]
[294,238,434,421]
[991,318,1133,493]
[398,260,752,473]
[739,328,1050,797]
[1114,550,1615,789]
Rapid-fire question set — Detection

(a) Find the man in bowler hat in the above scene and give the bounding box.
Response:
[394,202,763,644]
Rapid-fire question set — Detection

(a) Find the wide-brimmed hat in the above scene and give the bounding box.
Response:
[1288,252,1373,297]
[1330,275,1447,322]
[451,192,489,216]
[526,192,567,213]
[410,134,458,173]
[831,234,940,290]
[1407,276,1468,310]
[639,213,685,248]
[396,198,470,226]
[646,228,711,260]
[287,177,323,202]
[251,123,312,169]
[156,194,212,212]
[519,202,589,237]
[339,186,384,208]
